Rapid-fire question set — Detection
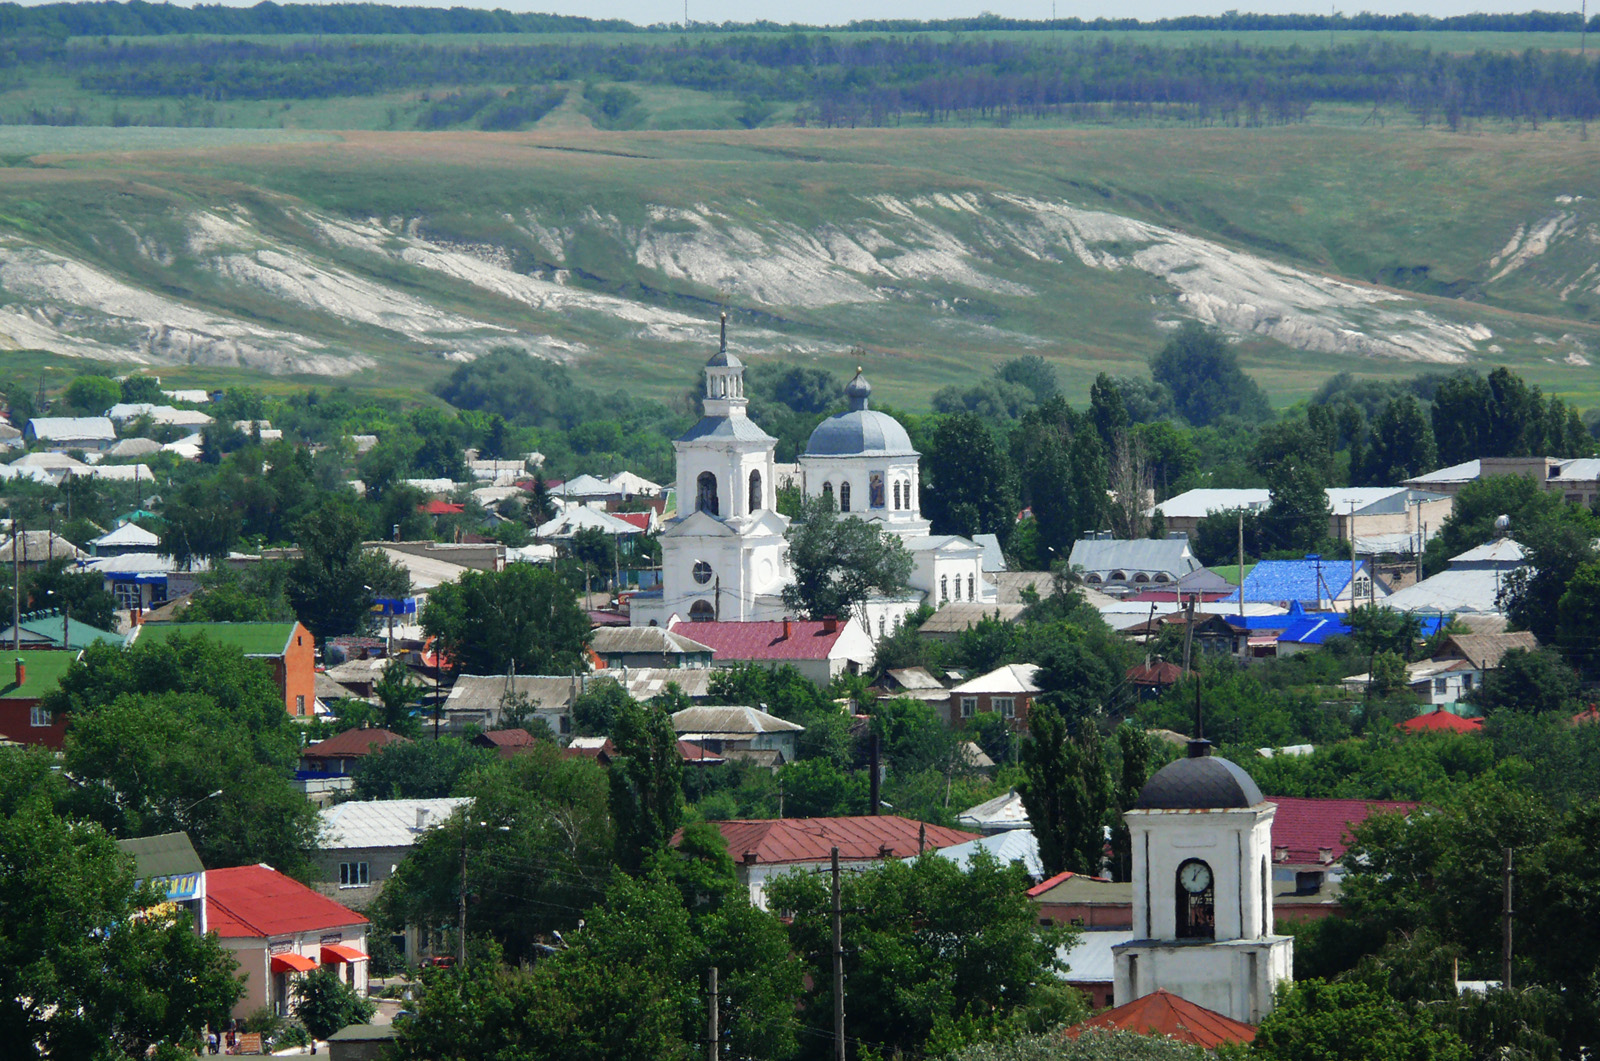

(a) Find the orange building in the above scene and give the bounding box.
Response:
[131,621,318,718]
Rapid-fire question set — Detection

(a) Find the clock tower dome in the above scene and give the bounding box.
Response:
[1111,739,1294,1024]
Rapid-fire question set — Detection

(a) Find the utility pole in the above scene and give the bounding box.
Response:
[1236,510,1245,619]
[1503,848,1514,989]
[1349,501,1357,608]
[1180,594,1196,675]
[11,510,20,652]
[831,847,845,1061]
[707,966,719,1061]
[458,820,469,966]
[869,733,880,815]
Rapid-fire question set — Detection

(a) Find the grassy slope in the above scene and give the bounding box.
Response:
[4,119,1599,409]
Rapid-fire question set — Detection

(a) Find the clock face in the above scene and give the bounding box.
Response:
[1179,861,1212,894]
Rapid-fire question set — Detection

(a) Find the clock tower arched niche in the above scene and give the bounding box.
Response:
[1111,739,1293,1025]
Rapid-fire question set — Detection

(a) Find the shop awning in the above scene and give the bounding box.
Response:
[321,944,369,964]
[270,953,318,973]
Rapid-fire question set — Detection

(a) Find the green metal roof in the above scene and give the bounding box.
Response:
[0,614,124,651]
[115,831,204,879]
[135,622,296,657]
[0,650,81,700]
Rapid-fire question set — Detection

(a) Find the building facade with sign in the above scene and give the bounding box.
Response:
[206,863,370,1019]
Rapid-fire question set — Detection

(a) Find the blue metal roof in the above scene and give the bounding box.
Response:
[1222,558,1363,607]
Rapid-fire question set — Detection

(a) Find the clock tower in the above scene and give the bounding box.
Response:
[1111,740,1293,1024]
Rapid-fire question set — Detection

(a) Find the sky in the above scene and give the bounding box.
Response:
[13,0,1581,27]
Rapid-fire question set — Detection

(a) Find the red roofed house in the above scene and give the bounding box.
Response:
[471,728,538,759]
[689,815,978,909]
[1065,989,1256,1048]
[1267,796,1416,922]
[1398,707,1485,735]
[418,499,465,516]
[672,616,874,687]
[300,727,411,776]
[1126,660,1184,701]
[206,864,370,1019]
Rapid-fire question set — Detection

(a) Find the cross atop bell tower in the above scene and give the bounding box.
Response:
[703,312,747,420]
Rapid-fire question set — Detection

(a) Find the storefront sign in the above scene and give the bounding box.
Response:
[320,932,343,945]
[268,940,294,956]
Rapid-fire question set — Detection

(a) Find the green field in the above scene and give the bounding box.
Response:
[2,119,1599,411]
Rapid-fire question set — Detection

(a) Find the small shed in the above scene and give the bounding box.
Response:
[325,1021,396,1060]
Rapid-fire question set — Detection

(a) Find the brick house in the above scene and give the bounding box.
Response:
[132,621,317,718]
[946,663,1041,730]
[0,651,78,749]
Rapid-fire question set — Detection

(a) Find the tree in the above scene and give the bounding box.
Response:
[160,490,242,568]
[1500,501,1600,644]
[1260,459,1330,554]
[24,557,118,631]
[782,495,913,622]
[62,373,120,414]
[292,967,375,1041]
[48,637,320,877]
[1019,705,1112,878]
[923,413,1018,542]
[1419,474,1550,577]
[372,657,424,737]
[422,563,588,678]
[1364,396,1438,485]
[118,374,164,404]
[608,697,685,875]
[1109,725,1157,882]
[1149,322,1271,427]
[948,1029,1205,1061]
[1556,558,1600,678]
[568,526,616,587]
[1369,650,1411,696]
[766,850,1071,1059]
[286,499,411,643]
[1346,605,1423,660]
[0,801,243,1058]
[1253,979,1469,1061]
[997,354,1060,404]
[352,738,491,800]
[1465,648,1581,716]
[1089,372,1130,454]
[1031,627,1120,727]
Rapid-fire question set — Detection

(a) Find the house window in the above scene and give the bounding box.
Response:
[113,582,141,610]
[960,697,978,718]
[878,615,886,638]
[295,695,306,716]
[1462,673,1474,691]
[994,697,1015,719]
[748,470,762,513]
[696,472,720,516]
[559,715,571,735]
[839,482,852,512]
[1434,678,1447,694]
[30,705,51,727]
[339,862,369,887]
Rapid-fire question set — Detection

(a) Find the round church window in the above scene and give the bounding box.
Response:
[693,560,714,585]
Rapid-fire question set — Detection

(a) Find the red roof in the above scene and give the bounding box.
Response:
[206,864,368,939]
[674,619,848,662]
[696,815,979,865]
[1065,990,1256,1047]
[302,727,411,759]
[418,500,464,515]
[613,511,654,532]
[1398,708,1484,734]
[678,739,724,764]
[1572,706,1600,726]
[1026,869,1113,897]
[588,609,631,627]
[1266,796,1416,865]
[1125,661,1184,686]
[475,728,536,748]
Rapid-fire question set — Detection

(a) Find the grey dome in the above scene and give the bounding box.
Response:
[805,410,916,457]
[1134,755,1263,810]
[707,313,741,368]
[845,370,872,408]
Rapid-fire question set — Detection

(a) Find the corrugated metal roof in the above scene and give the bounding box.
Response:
[0,531,85,562]
[1148,488,1270,520]
[972,533,1007,572]
[302,728,411,759]
[1068,538,1197,577]
[115,831,204,879]
[535,506,640,539]
[676,620,851,661]
[1435,631,1538,670]
[1383,568,1508,615]
[1405,459,1480,485]
[933,829,1043,878]
[206,864,368,938]
[590,626,713,656]
[957,789,1033,831]
[949,663,1040,696]
[704,815,978,865]
[1055,929,1134,984]
[1265,796,1415,865]
[919,603,1028,634]
[135,621,296,657]
[1224,559,1365,606]
[677,415,777,445]
[92,522,160,548]
[26,416,116,441]
[1065,990,1257,1047]
[671,705,803,736]
[319,797,471,851]
[1450,539,1525,565]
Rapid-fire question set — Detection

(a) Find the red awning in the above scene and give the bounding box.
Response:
[270,953,317,973]
[322,944,369,964]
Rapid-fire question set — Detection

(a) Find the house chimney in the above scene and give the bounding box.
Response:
[416,807,430,830]
[822,615,838,634]
[12,659,23,688]
[130,605,142,627]
[782,617,792,641]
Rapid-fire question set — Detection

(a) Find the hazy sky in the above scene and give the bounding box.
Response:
[16,0,1579,28]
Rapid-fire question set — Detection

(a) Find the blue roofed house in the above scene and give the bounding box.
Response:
[1223,557,1388,612]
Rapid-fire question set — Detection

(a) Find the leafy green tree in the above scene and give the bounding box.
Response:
[1109,725,1157,882]
[997,355,1060,405]
[1031,626,1120,727]
[609,697,685,875]
[1419,474,1551,577]
[117,374,164,404]
[1019,705,1112,877]
[1253,979,1469,1061]
[1260,459,1331,554]
[1149,322,1271,427]
[48,637,318,877]
[1555,558,1600,677]
[1017,399,1108,562]
[1431,371,1490,466]
[778,757,865,817]
[782,495,913,622]
[160,488,242,568]
[352,738,491,800]
[1364,396,1438,485]
[24,556,118,631]
[1089,372,1130,455]
[1346,605,1423,660]
[372,657,424,737]
[947,1029,1205,1061]
[422,563,588,677]
[62,373,120,414]
[570,676,632,737]
[1369,650,1411,696]
[767,850,1070,1059]
[0,801,243,1058]
[568,526,616,587]
[182,562,297,623]
[923,413,1018,542]
[1500,501,1600,644]
[292,967,375,1041]
[286,499,411,643]
[1465,648,1581,716]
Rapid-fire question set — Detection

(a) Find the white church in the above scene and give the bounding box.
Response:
[629,318,994,633]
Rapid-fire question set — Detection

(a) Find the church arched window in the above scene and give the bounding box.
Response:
[940,576,949,603]
[893,482,902,510]
[839,482,852,512]
[748,469,762,513]
[953,576,961,601]
[689,600,715,622]
[1175,859,1215,940]
[968,574,975,600]
[822,482,834,509]
[696,472,720,516]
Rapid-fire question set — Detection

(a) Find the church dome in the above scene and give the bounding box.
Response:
[804,368,916,457]
[1133,754,1263,810]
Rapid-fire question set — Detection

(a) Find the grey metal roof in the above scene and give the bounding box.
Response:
[935,828,1044,879]
[677,415,776,445]
[972,533,1007,573]
[319,797,471,851]
[919,602,1028,634]
[670,705,804,736]
[116,831,204,879]
[25,416,116,441]
[446,674,579,714]
[1068,538,1198,578]
[804,409,915,457]
[590,626,714,656]
[1134,754,1264,810]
